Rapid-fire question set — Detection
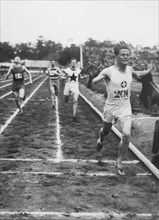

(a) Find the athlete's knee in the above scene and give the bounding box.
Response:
[50,88,55,94]
[73,99,78,104]
[122,133,131,143]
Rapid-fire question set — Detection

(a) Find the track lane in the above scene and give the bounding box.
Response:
[0,79,159,219]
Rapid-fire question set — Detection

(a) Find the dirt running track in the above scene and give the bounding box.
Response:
[0,76,159,220]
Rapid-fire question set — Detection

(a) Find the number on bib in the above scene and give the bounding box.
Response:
[50,70,58,76]
[114,89,128,99]
[15,73,23,79]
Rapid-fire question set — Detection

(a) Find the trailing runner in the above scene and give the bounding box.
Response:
[63,58,82,122]
[46,61,62,109]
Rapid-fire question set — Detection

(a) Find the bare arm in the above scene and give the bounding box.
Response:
[60,69,68,79]
[46,69,50,77]
[131,64,153,79]
[24,66,32,84]
[5,66,12,79]
[92,68,109,85]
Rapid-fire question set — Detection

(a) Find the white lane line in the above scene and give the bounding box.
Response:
[0,171,151,177]
[0,82,12,89]
[79,92,159,180]
[55,96,63,162]
[132,116,159,120]
[0,77,48,134]
[0,158,139,164]
[0,77,31,89]
[0,211,157,219]
[0,75,43,100]
[0,91,13,100]
[150,81,159,94]
[0,78,12,83]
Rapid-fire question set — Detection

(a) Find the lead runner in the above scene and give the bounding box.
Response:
[93,42,152,175]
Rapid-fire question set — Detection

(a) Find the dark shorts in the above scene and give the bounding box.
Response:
[12,82,25,92]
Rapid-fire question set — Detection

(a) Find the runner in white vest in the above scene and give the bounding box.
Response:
[63,58,81,122]
[93,42,152,175]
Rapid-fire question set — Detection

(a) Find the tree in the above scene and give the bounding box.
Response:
[0,42,14,62]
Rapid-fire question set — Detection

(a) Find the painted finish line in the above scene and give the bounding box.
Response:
[0,158,139,164]
[0,211,158,219]
[0,171,151,177]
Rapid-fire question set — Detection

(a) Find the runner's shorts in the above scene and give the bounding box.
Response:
[12,82,25,92]
[103,101,132,124]
[64,83,79,97]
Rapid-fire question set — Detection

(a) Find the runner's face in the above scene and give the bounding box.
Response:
[71,60,77,69]
[117,49,130,65]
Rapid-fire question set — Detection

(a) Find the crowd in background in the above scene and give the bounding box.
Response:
[83,43,159,73]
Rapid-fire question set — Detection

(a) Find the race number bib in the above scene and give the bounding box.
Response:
[113,89,129,99]
[15,73,23,79]
[50,69,58,77]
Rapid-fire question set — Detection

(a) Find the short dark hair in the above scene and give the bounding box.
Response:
[114,41,131,56]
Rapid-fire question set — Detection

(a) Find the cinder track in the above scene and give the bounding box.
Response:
[0,77,159,220]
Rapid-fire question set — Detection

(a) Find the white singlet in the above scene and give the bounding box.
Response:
[64,67,81,96]
[103,65,133,123]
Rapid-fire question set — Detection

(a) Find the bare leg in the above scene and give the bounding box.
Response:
[117,116,132,174]
[50,84,55,108]
[14,91,21,110]
[72,93,79,121]
[97,121,112,151]
[100,121,112,142]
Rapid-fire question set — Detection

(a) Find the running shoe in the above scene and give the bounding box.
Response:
[115,162,125,176]
[18,109,23,115]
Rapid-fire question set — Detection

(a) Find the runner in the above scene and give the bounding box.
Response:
[93,42,152,175]
[63,58,82,122]
[46,61,62,109]
[5,56,32,114]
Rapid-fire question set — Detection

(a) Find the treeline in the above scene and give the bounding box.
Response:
[0,35,81,66]
[0,36,158,69]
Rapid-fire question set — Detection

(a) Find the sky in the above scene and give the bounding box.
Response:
[1,0,159,47]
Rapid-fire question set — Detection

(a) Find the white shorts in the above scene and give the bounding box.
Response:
[64,83,79,97]
[103,101,132,124]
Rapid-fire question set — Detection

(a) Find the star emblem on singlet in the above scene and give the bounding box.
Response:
[70,73,77,81]
[121,81,127,88]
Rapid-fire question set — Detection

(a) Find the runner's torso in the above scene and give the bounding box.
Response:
[65,67,81,85]
[48,67,60,80]
[11,65,25,84]
[105,65,132,105]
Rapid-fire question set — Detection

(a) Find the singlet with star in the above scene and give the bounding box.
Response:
[105,65,132,104]
[64,67,81,83]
